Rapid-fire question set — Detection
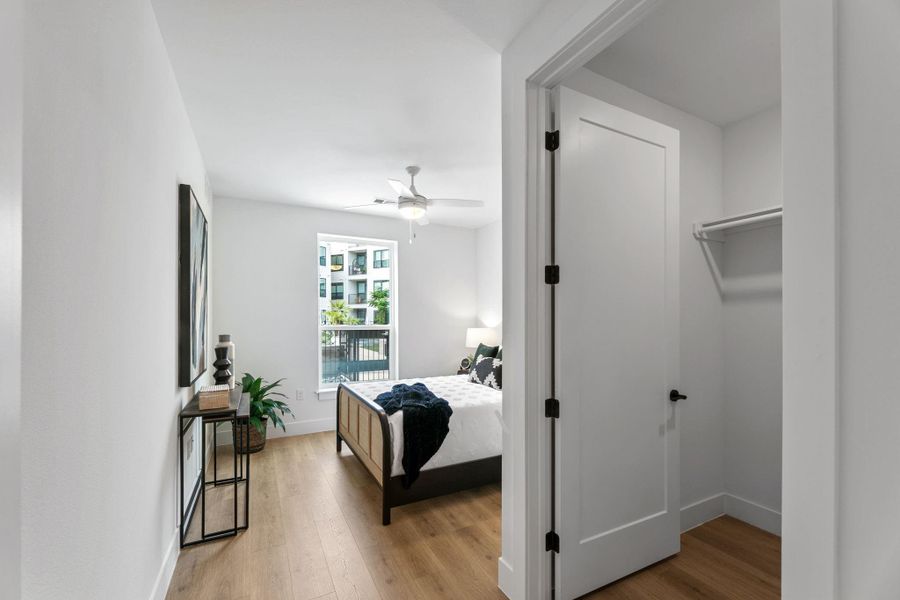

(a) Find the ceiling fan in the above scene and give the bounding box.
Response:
[344,166,484,227]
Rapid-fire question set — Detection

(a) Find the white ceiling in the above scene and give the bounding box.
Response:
[151,0,538,228]
[584,0,781,126]
[428,0,550,53]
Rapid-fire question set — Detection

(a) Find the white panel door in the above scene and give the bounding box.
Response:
[554,86,681,599]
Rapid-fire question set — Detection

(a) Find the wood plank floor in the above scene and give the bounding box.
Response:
[166,432,780,600]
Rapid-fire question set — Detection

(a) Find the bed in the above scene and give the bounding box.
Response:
[336,375,502,525]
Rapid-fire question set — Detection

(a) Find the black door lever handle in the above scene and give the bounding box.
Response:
[669,389,687,402]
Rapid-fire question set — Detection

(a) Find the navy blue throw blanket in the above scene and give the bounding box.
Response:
[375,383,453,488]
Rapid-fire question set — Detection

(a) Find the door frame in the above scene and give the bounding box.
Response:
[499,1,838,599]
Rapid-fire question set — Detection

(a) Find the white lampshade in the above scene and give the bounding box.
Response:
[466,327,498,348]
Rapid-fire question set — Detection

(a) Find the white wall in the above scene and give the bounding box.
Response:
[723,106,782,216]
[837,1,900,598]
[476,220,503,336]
[721,106,783,534]
[212,197,478,435]
[0,0,23,596]
[564,68,726,526]
[21,1,212,598]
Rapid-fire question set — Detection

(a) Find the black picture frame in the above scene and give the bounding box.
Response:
[178,184,209,387]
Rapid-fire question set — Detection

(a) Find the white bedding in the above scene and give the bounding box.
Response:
[345,375,502,476]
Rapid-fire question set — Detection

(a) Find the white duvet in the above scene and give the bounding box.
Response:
[344,375,502,476]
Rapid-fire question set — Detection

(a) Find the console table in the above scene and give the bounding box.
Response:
[178,385,250,547]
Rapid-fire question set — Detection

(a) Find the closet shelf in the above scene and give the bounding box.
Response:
[693,205,782,242]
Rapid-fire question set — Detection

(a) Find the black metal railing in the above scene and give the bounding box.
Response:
[347,293,367,304]
[321,327,390,384]
[350,263,367,275]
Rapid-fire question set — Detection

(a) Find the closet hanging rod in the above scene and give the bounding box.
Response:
[693,206,782,241]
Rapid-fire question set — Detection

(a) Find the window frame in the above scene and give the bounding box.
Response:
[317,235,398,393]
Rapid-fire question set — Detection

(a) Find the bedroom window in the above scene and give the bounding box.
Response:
[319,245,326,266]
[373,249,389,269]
[318,234,398,389]
[319,278,326,298]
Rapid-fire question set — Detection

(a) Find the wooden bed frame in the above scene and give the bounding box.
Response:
[336,382,501,525]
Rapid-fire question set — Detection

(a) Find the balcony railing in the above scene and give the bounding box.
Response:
[321,326,390,384]
[347,293,367,304]
[349,263,367,275]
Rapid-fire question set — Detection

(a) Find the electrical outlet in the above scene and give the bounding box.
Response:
[296,389,303,402]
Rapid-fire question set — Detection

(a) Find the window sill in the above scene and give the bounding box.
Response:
[317,388,338,400]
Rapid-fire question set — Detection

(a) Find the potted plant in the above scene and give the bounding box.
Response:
[235,373,294,453]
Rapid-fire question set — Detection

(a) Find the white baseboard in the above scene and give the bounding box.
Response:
[724,493,781,536]
[216,417,336,445]
[680,493,726,532]
[149,528,179,600]
[680,492,781,536]
[497,556,514,599]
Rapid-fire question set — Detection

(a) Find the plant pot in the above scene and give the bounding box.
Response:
[235,416,267,454]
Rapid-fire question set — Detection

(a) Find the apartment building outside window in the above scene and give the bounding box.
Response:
[317,235,397,389]
[373,249,389,269]
[350,252,367,275]
[349,280,367,305]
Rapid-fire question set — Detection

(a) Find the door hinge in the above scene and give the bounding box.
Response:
[545,531,560,553]
[545,265,560,284]
[545,398,560,419]
[545,130,559,152]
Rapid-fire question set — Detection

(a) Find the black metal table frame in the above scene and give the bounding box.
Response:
[179,411,250,547]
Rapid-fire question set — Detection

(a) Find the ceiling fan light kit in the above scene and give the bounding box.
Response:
[398,198,427,220]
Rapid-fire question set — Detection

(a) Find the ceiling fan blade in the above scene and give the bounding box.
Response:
[416,215,430,226]
[387,178,415,199]
[427,198,485,208]
[344,200,396,210]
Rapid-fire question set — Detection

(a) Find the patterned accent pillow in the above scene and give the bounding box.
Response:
[472,343,499,368]
[468,354,502,390]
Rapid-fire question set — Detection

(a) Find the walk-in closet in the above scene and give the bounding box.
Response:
[551,0,783,596]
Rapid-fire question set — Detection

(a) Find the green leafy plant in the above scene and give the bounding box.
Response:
[324,300,360,325]
[241,373,294,435]
[368,289,390,325]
